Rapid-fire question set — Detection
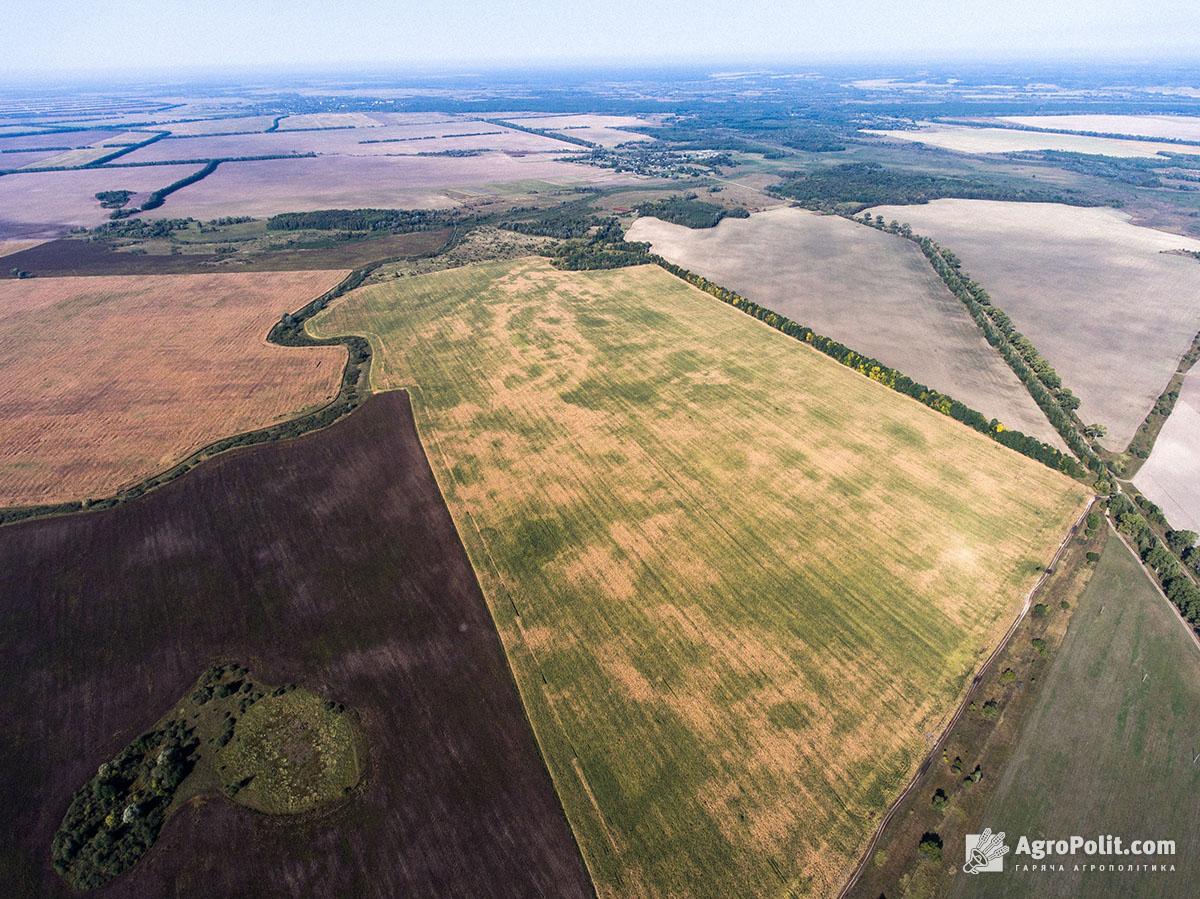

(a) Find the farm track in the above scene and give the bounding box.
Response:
[837,498,1096,899]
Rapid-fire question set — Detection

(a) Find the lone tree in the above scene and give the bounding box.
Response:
[918,832,944,861]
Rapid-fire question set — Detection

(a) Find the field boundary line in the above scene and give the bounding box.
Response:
[837,496,1095,899]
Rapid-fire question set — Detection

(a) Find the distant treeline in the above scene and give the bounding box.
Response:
[770,162,1093,213]
[635,194,749,228]
[482,119,597,148]
[655,258,1083,476]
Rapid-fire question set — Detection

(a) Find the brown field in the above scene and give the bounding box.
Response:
[866,123,1200,158]
[0,228,451,277]
[0,150,63,168]
[159,114,279,135]
[0,239,44,258]
[143,153,634,219]
[0,270,347,506]
[0,163,206,239]
[998,114,1200,142]
[868,200,1200,449]
[0,391,592,898]
[1135,369,1200,533]
[627,207,1062,445]
[0,129,112,151]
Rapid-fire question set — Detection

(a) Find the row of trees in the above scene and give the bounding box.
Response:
[653,258,1083,475]
[1110,493,1200,622]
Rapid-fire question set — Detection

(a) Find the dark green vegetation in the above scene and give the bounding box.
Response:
[0,392,592,898]
[769,162,1089,214]
[633,193,749,228]
[52,665,360,891]
[113,161,219,217]
[551,217,653,269]
[481,118,597,147]
[955,529,1200,899]
[265,207,452,233]
[655,259,1082,475]
[94,190,133,209]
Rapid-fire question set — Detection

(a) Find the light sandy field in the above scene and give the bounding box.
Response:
[122,120,578,163]
[866,124,1200,158]
[20,131,157,169]
[0,239,43,257]
[275,112,385,129]
[1135,370,1200,533]
[145,153,634,219]
[0,270,347,506]
[515,114,656,147]
[998,114,1200,142]
[868,200,1200,449]
[627,207,1062,445]
[0,163,207,239]
[311,257,1087,899]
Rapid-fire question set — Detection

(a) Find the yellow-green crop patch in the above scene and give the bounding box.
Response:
[310,257,1088,897]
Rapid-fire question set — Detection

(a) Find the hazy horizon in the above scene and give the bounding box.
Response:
[5,0,1199,81]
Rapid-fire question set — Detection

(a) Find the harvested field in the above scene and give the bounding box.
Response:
[0,228,450,277]
[143,153,633,219]
[0,391,592,899]
[0,130,112,151]
[310,257,1088,898]
[162,114,279,135]
[998,114,1200,142]
[867,124,1200,158]
[954,529,1200,899]
[0,239,43,258]
[1136,370,1200,533]
[0,163,207,239]
[22,132,158,169]
[627,207,1062,445]
[0,270,348,506]
[276,112,382,129]
[509,114,656,146]
[125,122,575,163]
[1,150,64,169]
[867,200,1200,449]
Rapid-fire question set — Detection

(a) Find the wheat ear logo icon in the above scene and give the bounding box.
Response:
[963,828,1009,874]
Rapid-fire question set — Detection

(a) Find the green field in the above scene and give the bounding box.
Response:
[954,529,1200,899]
[310,258,1087,897]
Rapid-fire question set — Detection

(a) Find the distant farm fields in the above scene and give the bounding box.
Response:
[311,257,1087,897]
[0,270,347,506]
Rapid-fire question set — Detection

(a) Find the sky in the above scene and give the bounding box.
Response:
[4,0,1199,78]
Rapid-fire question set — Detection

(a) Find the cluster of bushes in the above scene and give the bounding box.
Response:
[635,194,749,229]
[499,199,601,239]
[1110,493,1200,622]
[654,259,1082,475]
[266,207,452,233]
[855,214,1101,474]
[552,218,653,270]
[90,217,196,239]
[51,720,198,889]
[94,190,133,210]
[771,162,1085,213]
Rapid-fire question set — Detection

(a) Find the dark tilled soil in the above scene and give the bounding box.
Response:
[0,390,592,899]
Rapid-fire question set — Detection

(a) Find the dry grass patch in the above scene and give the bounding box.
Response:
[310,257,1087,898]
[867,200,1200,449]
[628,207,1061,445]
[0,270,346,505]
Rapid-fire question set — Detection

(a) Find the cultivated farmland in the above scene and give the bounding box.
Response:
[1136,370,1200,533]
[143,153,632,219]
[627,207,1062,445]
[0,270,347,506]
[954,529,1200,899]
[0,391,592,898]
[0,163,207,239]
[866,123,1200,158]
[867,200,1200,449]
[310,257,1088,898]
